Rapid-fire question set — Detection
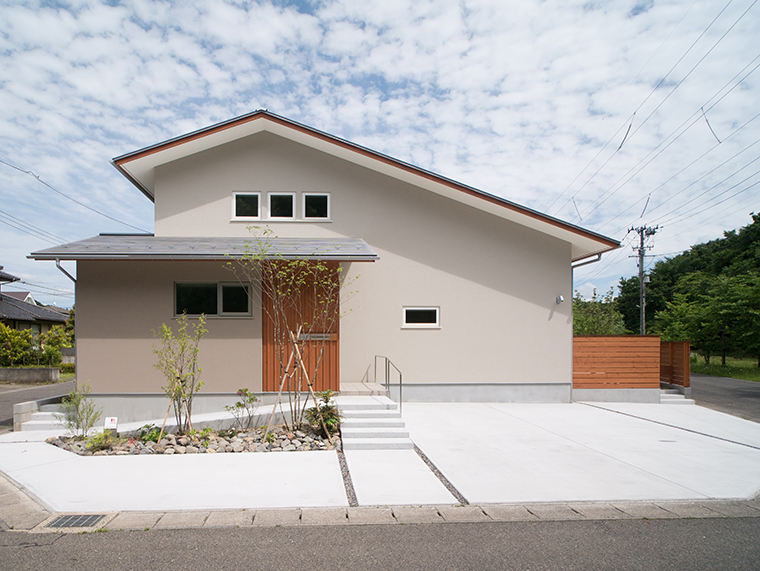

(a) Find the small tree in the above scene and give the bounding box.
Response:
[228,227,358,437]
[573,289,628,336]
[153,313,207,434]
[57,381,102,438]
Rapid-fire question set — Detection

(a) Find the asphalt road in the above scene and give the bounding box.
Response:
[0,380,74,430]
[690,373,760,423]
[1,518,759,571]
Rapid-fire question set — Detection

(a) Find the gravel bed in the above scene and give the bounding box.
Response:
[46,425,341,456]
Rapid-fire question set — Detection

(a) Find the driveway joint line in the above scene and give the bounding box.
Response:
[579,402,760,452]
[413,444,469,505]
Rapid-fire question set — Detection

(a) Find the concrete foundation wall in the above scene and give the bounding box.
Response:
[572,388,661,403]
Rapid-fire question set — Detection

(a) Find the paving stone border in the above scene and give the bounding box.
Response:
[3,497,760,533]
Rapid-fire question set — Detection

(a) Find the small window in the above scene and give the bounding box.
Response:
[176,283,217,315]
[233,193,260,219]
[303,193,330,219]
[269,193,295,219]
[175,283,251,317]
[221,284,250,314]
[402,307,440,329]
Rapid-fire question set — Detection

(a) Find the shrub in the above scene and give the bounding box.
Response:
[305,390,341,437]
[56,382,102,438]
[224,388,259,430]
[60,363,75,374]
[0,323,34,366]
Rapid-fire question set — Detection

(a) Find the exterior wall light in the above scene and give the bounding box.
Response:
[556,295,565,304]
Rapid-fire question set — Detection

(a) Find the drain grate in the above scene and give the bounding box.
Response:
[47,514,105,528]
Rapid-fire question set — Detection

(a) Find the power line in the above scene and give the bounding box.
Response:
[0,157,150,234]
[543,0,699,213]
[562,0,758,218]
[0,208,68,244]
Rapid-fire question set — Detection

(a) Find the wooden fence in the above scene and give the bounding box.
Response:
[660,341,691,388]
[573,336,661,389]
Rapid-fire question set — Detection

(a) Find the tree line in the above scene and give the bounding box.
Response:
[574,213,760,367]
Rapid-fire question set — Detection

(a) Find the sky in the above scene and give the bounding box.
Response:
[1,0,758,307]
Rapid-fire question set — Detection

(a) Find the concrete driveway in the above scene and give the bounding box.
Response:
[0,401,759,514]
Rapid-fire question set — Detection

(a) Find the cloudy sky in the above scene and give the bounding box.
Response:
[1,0,758,307]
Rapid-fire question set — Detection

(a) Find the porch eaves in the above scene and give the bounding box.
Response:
[29,235,380,262]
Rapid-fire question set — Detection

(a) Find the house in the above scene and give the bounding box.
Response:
[0,267,67,334]
[30,111,618,420]
[3,291,37,305]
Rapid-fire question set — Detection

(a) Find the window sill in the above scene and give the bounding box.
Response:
[401,325,441,330]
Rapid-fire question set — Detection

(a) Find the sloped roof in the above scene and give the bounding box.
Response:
[112,111,619,262]
[30,235,379,262]
[0,294,67,324]
[0,266,20,284]
[3,291,34,304]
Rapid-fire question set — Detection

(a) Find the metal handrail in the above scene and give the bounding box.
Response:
[374,355,403,414]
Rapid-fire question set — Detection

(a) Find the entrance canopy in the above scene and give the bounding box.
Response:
[30,235,380,262]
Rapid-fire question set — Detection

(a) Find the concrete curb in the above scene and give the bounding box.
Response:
[3,498,759,533]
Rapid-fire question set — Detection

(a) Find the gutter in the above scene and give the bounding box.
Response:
[571,253,602,270]
[56,258,77,283]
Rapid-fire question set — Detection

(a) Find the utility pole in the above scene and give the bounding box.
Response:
[631,225,660,335]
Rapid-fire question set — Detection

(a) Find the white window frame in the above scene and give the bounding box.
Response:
[401,306,440,329]
[231,192,261,221]
[267,192,296,220]
[174,282,252,318]
[302,192,331,220]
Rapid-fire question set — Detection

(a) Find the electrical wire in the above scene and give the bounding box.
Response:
[0,208,68,245]
[558,1,756,221]
[0,157,150,234]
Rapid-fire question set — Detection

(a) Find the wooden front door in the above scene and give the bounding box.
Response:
[261,261,340,393]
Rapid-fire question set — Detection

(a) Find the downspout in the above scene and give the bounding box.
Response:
[56,258,77,283]
[569,252,603,403]
[55,258,77,384]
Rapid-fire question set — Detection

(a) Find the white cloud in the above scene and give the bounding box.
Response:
[0,0,758,304]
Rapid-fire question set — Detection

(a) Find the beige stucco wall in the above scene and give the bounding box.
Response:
[77,260,261,393]
[143,132,573,391]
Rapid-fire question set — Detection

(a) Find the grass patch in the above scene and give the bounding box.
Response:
[692,356,760,382]
[60,372,76,381]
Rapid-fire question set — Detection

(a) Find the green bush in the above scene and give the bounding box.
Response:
[0,323,34,366]
[60,363,75,374]
[305,390,341,437]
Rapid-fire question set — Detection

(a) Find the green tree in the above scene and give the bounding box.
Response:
[0,323,34,366]
[573,289,629,336]
[153,313,207,433]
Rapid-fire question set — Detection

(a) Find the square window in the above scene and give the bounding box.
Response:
[234,193,260,218]
[402,307,440,328]
[222,284,250,314]
[269,193,295,219]
[304,194,330,219]
[176,283,217,315]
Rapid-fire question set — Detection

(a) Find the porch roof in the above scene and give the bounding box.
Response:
[29,235,380,262]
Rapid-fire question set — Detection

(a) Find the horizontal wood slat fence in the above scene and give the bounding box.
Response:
[573,336,661,389]
[660,341,691,388]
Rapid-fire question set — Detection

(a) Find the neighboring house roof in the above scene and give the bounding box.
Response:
[111,110,619,262]
[3,291,36,305]
[0,266,20,284]
[29,235,380,262]
[0,293,67,324]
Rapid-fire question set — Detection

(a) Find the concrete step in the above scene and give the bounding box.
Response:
[21,419,66,431]
[341,427,410,439]
[39,404,64,413]
[341,417,406,429]
[660,392,695,405]
[30,412,61,422]
[341,437,414,450]
[341,409,402,419]
[336,398,396,411]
